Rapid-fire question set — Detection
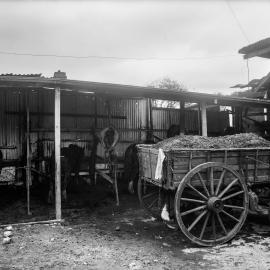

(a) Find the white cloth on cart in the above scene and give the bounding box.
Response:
[155,148,165,180]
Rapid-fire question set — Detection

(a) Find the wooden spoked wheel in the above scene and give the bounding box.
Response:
[175,162,249,246]
[138,177,164,220]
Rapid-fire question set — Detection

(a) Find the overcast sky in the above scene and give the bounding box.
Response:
[0,0,270,94]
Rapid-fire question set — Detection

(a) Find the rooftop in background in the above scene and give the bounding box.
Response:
[231,72,270,94]
[0,73,42,77]
[0,73,270,108]
[239,37,270,59]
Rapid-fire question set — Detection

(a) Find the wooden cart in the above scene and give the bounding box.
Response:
[137,145,270,246]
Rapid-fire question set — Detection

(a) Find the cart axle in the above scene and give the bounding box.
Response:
[207,196,223,212]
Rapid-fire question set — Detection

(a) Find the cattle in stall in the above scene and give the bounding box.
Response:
[124,143,139,194]
[47,144,84,203]
[124,139,156,194]
[223,126,238,135]
[166,124,181,138]
[124,124,187,193]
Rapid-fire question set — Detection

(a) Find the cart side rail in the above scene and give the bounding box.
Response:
[137,145,270,189]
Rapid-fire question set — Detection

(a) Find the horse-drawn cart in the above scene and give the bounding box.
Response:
[137,143,270,246]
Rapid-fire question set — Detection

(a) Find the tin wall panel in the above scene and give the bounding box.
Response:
[152,108,198,133]
[0,88,229,161]
[4,90,21,159]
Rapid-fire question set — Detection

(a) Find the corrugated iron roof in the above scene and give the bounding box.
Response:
[239,37,270,59]
[0,75,270,108]
[231,72,270,93]
[0,73,42,77]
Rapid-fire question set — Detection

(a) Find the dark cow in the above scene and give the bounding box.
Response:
[124,140,155,194]
[48,144,84,203]
[223,126,237,135]
[124,125,187,193]
[166,124,181,138]
[124,143,139,194]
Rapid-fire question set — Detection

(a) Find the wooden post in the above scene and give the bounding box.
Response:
[180,101,185,135]
[26,92,31,215]
[200,101,207,136]
[197,103,201,135]
[54,87,61,220]
[146,98,153,141]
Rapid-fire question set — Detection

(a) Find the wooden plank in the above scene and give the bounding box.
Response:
[54,87,61,220]
[0,219,64,228]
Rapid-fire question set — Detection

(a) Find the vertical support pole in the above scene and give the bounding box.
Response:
[26,92,31,215]
[200,101,207,136]
[235,107,242,132]
[146,98,153,141]
[180,100,185,135]
[55,87,61,220]
[89,94,98,182]
[197,103,201,135]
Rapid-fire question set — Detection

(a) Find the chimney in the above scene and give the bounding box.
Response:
[53,70,67,79]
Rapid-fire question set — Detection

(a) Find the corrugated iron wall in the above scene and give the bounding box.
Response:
[152,107,199,139]
[0,89,148,160]
[0,88,229,161]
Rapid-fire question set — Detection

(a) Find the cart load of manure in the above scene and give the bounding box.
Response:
[153,133,270,150]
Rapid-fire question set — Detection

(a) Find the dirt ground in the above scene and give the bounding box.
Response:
[1,183,270,270]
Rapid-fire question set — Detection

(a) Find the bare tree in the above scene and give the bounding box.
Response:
[148,77,187,108]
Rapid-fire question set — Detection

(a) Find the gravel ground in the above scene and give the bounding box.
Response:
[1,194,270,270]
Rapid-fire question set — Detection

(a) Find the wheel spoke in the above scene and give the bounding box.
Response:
[180,205,207,217]
[221,210,240,222]
[218,178,239,198]
[199,212,210,240]
[142,192,158,200]
[188,210,207,232]
[215,169,226,195]
[210,167,214,195]
[216,212,227,235]
[224,204,244,210]
[221,190,244,201]
[187,183,208,200]
[147,198,158,209]
[197,172,210,197]
[212,214,216,241]
[180,197,206,204]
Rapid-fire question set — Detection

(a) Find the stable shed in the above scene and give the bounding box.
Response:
[1,73,270,222]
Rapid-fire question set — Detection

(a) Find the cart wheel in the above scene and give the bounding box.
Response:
[138,178,164,220]
[175,162,249,246]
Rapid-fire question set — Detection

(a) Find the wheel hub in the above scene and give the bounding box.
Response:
[207,196,224,213]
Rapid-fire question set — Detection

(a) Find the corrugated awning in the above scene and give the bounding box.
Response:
[231,72,270,93]
[239,37,270,59]
[1,75,270,108]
